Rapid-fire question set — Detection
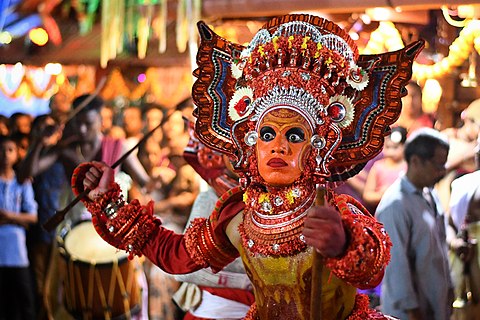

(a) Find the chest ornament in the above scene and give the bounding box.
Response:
[239,182,316,256]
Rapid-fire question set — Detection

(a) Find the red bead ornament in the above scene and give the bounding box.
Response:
[72,163,161,259]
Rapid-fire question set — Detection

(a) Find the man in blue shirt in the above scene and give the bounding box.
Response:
[377,128,454,320]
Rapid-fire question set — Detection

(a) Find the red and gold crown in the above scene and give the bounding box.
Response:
[192,14,424,186]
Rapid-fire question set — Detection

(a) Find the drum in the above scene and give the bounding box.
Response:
[58,220,141,320]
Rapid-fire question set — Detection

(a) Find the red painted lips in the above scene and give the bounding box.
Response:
[267,158,288,167]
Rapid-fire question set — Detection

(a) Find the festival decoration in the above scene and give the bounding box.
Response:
[0,64,57,100]
[99,0,172,67]
[361,19,480,81]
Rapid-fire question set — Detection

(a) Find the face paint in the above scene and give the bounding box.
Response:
[256,108,312,187]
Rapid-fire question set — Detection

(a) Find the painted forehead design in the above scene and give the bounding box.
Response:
[257,106,314,132]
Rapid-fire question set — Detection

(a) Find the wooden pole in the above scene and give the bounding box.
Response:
[310,185,325,320]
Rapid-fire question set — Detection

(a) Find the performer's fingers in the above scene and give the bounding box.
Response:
[91,161,109,170]
[85,170,99,183]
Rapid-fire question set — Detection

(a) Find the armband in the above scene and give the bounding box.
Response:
[325,194,391,289]
[184,217,238,272]
[72,163,161,259]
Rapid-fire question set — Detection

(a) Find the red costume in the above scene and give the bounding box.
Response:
[73,14,423,319]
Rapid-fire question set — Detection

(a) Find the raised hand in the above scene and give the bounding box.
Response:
[82,161,116,200]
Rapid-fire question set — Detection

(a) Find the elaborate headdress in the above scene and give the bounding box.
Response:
[192,14,423,187]
[183,121,238,195]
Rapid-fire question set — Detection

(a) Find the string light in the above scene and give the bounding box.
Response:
[29,28,49,46]
[0,32,12,44]
[45,63,62,75]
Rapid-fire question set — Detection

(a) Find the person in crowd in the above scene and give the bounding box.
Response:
[0,115,9,136]
[0,134,38,320]
[17,114,67,319]
[69,14,422,319]
[143,103,165,146]
[100,104,115,136]
[8,112,33,136]
[153,110,199,232]
[135,136,182,320]
[49,92,71,124]
[444,100,480,176]
[133,136,175,200]
[21,95,151,196]
[100,104,126,140]
[122,105,144,152]
[176,97,196,123]
[162,110,190,166]
[363,126,408,210]
[11,131,30,166]
[437,100,480,215]
[377,127,454,320]
[447,133,480,320]
[396,81,434,135]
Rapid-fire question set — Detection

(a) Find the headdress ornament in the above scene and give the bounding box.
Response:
[192,14,424,185]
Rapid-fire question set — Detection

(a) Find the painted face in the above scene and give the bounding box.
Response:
[256,109,312,187]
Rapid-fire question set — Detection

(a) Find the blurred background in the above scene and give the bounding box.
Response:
[0,0,479,129]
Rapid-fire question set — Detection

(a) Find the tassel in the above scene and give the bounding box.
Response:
[158,0,167,53]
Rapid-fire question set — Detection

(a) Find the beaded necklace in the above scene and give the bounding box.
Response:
[239,180,316,256]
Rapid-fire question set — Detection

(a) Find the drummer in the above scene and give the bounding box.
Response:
[18,94,151,222]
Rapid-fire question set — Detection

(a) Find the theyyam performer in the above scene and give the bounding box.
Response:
[72,14,424,319]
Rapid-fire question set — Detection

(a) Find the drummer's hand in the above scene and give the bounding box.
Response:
[83,161,115,201]
[41,123,64,146]
[303,204,346,258]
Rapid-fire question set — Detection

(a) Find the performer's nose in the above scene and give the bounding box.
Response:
[271,136,289,155]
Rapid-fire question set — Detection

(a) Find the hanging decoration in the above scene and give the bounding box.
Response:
[100,69,132,100]
[0,64,97,104]
[0,65,57,100]
[100,66,193,108]
[100,0,172,67]
[414,19,480,81]
[100,0,125,68]
[361,21,404,54]
[72,0,101,35]
[176,0,201,53]
[153,0,168,53]
[137,1,155,59]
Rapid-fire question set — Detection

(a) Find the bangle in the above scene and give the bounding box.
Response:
[104,199,122,219]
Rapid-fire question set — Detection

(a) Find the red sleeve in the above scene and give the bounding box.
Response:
[144,187,245,274]
[142,228,204,274]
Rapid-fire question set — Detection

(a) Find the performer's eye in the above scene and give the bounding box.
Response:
[260,126,276,142]
[286,128,305,143]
